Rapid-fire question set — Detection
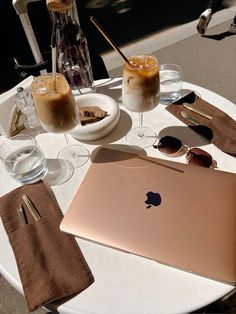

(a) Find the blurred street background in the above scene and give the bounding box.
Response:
[0,0,234,92]
[78,0,228,52]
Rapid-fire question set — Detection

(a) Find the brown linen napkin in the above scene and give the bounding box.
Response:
[0,181,94,312]
[166,92,236,155]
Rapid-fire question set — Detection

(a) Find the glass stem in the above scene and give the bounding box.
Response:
[64,133,70,145]
[138,112,144,137]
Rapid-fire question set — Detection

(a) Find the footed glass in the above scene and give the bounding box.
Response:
[31,73,89,168]
[122,54,160,148]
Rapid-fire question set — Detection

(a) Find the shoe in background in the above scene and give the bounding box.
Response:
[197,8,212,35]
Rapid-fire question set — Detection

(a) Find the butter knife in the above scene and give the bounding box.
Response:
[22,194,41,221]
[183,103,212,120]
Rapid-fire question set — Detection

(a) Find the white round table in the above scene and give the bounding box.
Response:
[0,78,236,314]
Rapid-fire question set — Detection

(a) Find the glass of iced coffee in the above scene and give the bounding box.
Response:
[122,54,160,148]
[31,73,89,168]
[31,73,79,133]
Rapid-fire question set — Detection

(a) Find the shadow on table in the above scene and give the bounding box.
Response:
[157,125,211,148]
[43,159,74,186]
[90,143,147,163]
[202,31,236,41]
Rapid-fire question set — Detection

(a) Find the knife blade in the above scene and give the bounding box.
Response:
[183,103,212,120]
[22,194,41,221]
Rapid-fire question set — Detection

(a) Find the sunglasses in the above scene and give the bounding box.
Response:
[153,136,217,168]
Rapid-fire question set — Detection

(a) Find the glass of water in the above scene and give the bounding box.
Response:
[0,134,47,184]
[159,64,183,104]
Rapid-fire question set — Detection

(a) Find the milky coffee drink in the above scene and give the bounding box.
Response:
[122,54,160,112]
[31,73,79,133]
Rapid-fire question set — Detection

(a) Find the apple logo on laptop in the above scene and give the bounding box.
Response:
[145,191,161,209]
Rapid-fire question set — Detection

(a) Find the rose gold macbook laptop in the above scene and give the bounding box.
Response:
[60,147,236,285]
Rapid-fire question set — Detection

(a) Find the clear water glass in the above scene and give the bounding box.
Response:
[159,64,183,104]
[0,134,47,184]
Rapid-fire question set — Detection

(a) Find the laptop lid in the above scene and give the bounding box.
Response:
[60,147,236,285]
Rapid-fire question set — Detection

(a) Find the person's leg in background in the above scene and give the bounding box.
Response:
[197,0,224,34]
[207,0,224,12]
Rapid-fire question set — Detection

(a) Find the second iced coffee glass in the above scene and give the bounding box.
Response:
[31,73,89,168]
[122,54,160,148]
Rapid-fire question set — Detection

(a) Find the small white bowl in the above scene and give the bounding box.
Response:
[69,93,120,141]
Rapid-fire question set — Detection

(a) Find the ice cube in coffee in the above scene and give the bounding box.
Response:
[122,54,160,112]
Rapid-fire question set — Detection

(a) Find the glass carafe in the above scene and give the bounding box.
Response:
[51,4,95,94]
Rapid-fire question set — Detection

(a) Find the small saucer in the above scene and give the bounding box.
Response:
[69,93,120,141]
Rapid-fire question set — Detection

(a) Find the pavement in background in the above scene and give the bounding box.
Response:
[80,0,230,53]
[107,4,236,105]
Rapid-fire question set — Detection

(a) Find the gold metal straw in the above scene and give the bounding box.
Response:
[90,16,132,66]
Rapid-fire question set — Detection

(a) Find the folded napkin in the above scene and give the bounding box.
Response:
[0,76,33,137]
[0,181,94,312]
[166,92,236,155]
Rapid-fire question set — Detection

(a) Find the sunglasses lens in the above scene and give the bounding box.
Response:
[157,136,182,155]
[187,148,213,168]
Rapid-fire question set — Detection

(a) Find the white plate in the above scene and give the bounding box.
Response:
[69,93,120,141]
